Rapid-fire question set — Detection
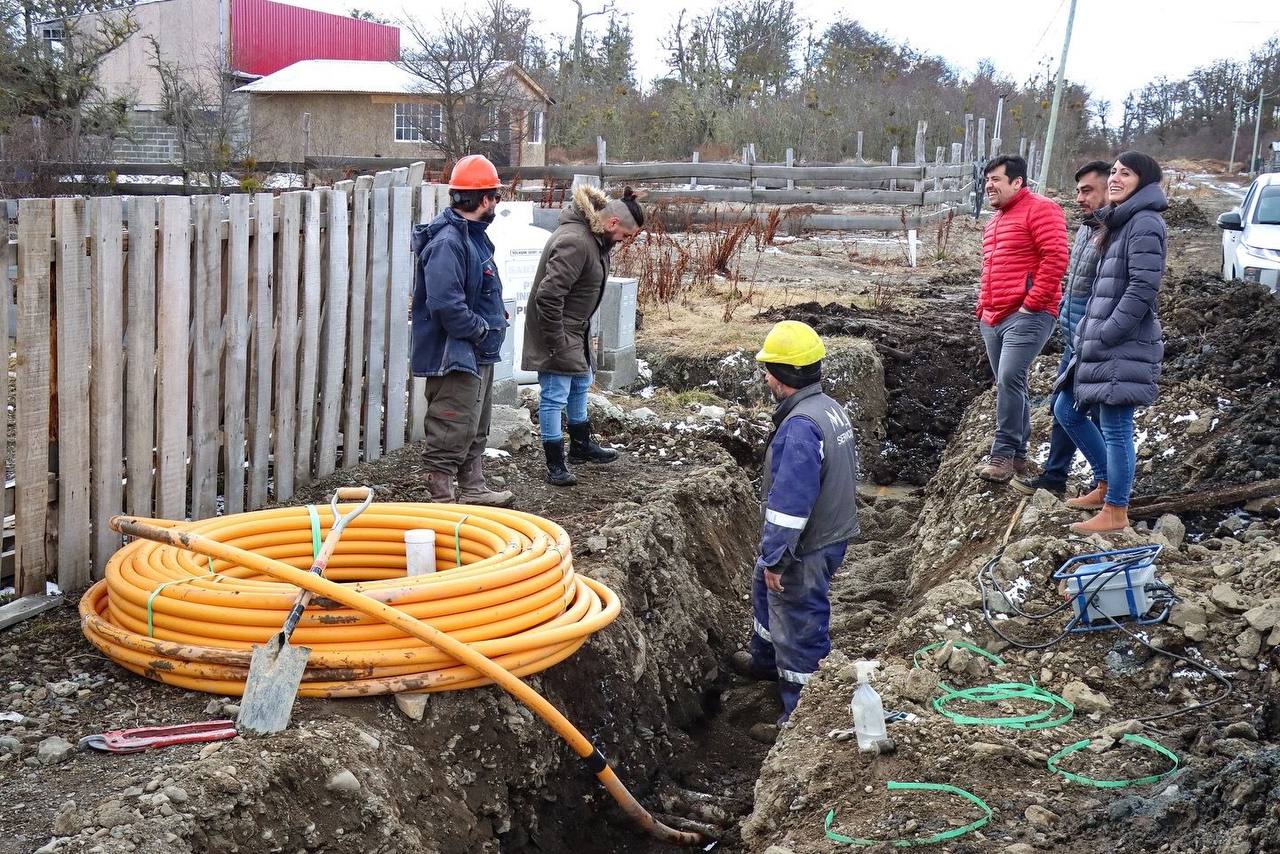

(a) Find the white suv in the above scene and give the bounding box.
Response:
[1218,172,1280,293]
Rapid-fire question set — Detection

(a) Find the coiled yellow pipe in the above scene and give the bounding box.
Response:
[80,501,703,847]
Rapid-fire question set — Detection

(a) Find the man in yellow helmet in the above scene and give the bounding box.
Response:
[732,320,861,728]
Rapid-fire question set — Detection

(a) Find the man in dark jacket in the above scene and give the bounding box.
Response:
[1013,160,1110,497]
[522,184,644,485]
[730,321,860,734]
[976,154,1069,483]
[411,154,513,506]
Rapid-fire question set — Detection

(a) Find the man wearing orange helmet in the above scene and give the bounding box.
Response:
[410,154,514,506]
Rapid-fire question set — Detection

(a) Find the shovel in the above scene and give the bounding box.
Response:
[237,486,376,735]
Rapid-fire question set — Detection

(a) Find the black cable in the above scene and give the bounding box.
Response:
[974,547,1234,723]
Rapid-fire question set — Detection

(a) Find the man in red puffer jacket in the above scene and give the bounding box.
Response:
[975,154,1069,483]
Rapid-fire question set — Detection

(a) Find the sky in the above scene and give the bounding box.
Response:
[312,0,1280,122]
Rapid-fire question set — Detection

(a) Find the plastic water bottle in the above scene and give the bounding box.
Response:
[850,659,886,750]
[404,529,437,576]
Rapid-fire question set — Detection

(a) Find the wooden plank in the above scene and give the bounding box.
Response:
[246,193,275,509]
[0,593,63,630]
[53,199,92,590]
[223,194,250,514]
[391,166,410,187]
[648,208,932,232]
[363,187,390,462]
[372,170,395,190]
[384,186,412,452]
[124,198,157,518]
[1,237,13,489]
[343,180,371,468]
[637,188,926,206]
[273,192,302,501]
[15,199,53,597]
[406,161,426,189]
[89,197,125,578]
[315,189,349,478]
[189,196,223,519]
[294,190,323,486]
[154,197,191,520]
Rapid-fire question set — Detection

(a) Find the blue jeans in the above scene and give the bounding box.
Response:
[1043,350,1099,485]
[1053,388,1136,507]
[750,542,848,723]
[538,370,591,442]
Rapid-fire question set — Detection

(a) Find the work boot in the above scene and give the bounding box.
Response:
[567,421,619,464]
[977,456,1016,483]
[456,457,514,507]
[1012,457,1036,477]
[543,440,578,486]
[1066,481,1107,510]
[1070,503,1130,535]
[1011,474,1067,498]
[748,723,780,745]
[426,470,455,503]
[728,650,777,682]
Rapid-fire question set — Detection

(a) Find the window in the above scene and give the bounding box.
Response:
[527,109,544,145]
[480,105,510,143]
[1254,185,1280,225]
[40,23,64,52]
[394,102,443,143]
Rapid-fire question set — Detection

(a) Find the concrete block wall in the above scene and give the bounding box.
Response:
[110,110,182,164]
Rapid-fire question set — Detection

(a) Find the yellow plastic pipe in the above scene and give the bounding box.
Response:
[84,503,702,847]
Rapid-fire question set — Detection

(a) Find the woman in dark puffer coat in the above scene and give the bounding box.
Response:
[1053,151,1167,534]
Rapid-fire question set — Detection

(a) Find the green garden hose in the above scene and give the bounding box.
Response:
[824,782,992,847]
[1047,734,1180,788]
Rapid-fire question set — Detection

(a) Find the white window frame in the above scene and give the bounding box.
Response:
[40,23,64,51]
[394,102,443,143]
[527,109,544,144]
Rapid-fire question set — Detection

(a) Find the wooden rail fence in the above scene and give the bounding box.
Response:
[3,168,442,595]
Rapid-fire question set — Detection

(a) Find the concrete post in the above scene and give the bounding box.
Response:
[594,277,638,390]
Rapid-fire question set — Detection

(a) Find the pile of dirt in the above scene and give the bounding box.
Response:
[741,390,1280,854]
[759,299,987,485]
[1164,198,1211,228]
[1,443,770,854]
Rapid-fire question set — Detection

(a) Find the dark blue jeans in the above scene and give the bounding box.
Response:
[1043,351,1099,485]
[750,541,848,723]
[1053,388,1136,507]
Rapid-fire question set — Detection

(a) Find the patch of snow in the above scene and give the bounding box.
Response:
[482,448,510,459]
[1173,411,1198,424]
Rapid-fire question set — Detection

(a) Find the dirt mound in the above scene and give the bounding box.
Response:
[1164,198,1211,228]
[759,300,987,485]
[1,445,766,854]
[742,391,1280,854]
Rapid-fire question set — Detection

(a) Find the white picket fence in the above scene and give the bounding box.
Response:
[4,164,453,595]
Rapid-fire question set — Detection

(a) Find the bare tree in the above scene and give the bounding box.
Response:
[146,35,257,188]
[399,0,539,164]
[567,0,613,85]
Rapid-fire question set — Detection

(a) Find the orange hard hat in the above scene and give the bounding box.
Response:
[448,154,501,190]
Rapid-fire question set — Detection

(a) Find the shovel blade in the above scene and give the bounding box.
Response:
[237,635,313,736]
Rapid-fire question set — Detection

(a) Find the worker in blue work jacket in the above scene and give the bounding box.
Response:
[731,320,860,727]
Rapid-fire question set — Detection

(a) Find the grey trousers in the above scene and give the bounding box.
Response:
[979,310,1055,459]
[422,364,494,476]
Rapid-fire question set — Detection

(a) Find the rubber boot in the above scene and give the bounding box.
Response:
[543,440,578,486]
[426,470,455,503]
[1070,503,1130,535]
[456,457,514,507]
[1066,480,1107,510]
[567,421,619,464]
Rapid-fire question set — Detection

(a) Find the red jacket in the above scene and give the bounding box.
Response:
[978,187,1069,326]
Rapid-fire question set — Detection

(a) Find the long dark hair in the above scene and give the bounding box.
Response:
[1095,151,1163,249]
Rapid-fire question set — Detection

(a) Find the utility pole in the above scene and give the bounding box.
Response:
[1037,0,1078,190]
[1228,94,1244,175]
[1249,87,1277,178]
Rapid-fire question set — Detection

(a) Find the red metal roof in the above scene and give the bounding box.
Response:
[231,0,399,77]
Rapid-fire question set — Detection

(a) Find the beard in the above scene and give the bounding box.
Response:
[481,208,497,224]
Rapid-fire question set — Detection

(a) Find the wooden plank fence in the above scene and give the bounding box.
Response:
[3,168,429,594]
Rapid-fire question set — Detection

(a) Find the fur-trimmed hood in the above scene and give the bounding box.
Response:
[563,183,610,235]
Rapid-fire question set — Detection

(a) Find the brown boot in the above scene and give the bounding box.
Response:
[1070,503,1130,535]
[977,456,1016,482]
[456,457,514,507]
[426,470,455,503]
[1066,481,1107,510]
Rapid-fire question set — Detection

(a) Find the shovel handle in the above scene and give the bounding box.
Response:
[335,487,372,502]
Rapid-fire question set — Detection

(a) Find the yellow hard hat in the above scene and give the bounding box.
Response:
[755,320,825,367]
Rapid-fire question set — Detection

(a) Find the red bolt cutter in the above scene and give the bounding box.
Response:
[78,719,237,754]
